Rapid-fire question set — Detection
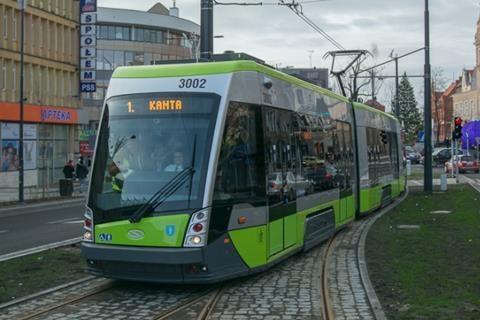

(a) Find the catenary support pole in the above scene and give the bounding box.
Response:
[200,0,214,60]
[395,57,399,117]
[18,0,25,203]
[424,0,433,192]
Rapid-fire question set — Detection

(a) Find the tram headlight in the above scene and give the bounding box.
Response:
[83,231,93,241]
[184,208,210,247]
[83,206,94,242]
[192,235,202,244]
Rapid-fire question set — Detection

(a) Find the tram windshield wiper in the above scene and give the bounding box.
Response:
[129,166,195,223]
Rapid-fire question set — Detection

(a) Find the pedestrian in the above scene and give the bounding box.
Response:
[63,160,75,179]
[76,159,89,192]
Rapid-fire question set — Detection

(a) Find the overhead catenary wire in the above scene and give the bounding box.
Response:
[214,0,344,51]
[278,0,345,51]
[213,0,327,5]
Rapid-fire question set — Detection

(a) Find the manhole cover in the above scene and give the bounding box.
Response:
[397,225,421,229]
[430,210,451,214]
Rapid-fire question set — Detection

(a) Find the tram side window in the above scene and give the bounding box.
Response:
[295,113,338,194]
[264,107,299,203]
[213,102,266,205]
[366,127,378,185]
[388,131,400,178]
[335,121,355,192]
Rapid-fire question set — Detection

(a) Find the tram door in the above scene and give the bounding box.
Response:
[264,108,297,257]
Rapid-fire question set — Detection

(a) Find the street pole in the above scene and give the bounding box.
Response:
[18,0,25,203]
[200,0,214,60]
[370,70,375,104]
[424,0,433,192]
[395,56,399,117]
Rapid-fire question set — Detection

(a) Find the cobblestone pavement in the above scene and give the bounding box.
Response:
[328,221,374,320]
[0,277,204,320]
[208,245,326,320]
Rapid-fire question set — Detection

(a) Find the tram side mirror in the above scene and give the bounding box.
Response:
[263,80,273,89]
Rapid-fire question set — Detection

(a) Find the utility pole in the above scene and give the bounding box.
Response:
[370,70,375,104]
[394,55,399,117]
[200,0,214,60]
[424,0,432,192]
[18,0,26,203]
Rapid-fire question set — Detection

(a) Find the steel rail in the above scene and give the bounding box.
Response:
[13,280,115,320]
[320,236,337,320]
[151,285,223,320]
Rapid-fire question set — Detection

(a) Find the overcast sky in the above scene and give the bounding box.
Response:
[99,0,480,110]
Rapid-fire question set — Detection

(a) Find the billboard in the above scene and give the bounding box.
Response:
[80,0,97,93]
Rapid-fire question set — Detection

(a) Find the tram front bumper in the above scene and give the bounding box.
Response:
[81,239,249,284]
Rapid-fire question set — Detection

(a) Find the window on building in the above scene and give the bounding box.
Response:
[156,31,164,44]
[123,27,130,40]
[12,63,16,91]
[3,9,8,39]
[100,25,108,39]
[125,51,134,66]
[135,28,144,42]
[108,25,115,39]
[2,61,6,90]
[113,51,124,68]
[13,11,16,41]
[115,26,123,40]
[96,49,104,70]
[103,50,114,70]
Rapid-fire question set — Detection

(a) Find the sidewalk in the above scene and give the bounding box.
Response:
[0,181,86,205]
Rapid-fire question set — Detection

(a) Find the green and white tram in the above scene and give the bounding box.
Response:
[81,60,404,283]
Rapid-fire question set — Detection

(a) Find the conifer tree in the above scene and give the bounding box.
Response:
[398,73,423,144]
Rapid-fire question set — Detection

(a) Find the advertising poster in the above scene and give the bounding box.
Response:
[1,140,19,172]
[1,123,37,139]
[23,141,37,170]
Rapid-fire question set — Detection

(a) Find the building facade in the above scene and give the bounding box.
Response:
[81,4,199,130]
[433,81,460,144]
[0,0,87,200]
[452,15,480,123]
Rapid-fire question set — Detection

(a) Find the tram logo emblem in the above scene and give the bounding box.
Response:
[127,229,145,240]
[99,233,112,242]
[166,225,175,237]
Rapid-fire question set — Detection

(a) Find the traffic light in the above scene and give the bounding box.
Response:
[380,130,388,144]
[453,117,463,140]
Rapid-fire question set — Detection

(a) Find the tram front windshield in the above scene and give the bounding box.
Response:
[89,93,220,218]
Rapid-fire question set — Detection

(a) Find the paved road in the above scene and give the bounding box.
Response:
[0,200,85,256]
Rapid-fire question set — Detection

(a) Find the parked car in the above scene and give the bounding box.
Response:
[444,155,480,174]
[405,146,422,164]
[432,148,463,166]
[267,171,313,200]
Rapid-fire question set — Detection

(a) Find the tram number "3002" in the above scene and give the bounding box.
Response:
[178,78,206,89]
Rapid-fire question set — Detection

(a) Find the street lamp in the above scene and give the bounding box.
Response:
[424,0,432,192]
[18,0,26,203]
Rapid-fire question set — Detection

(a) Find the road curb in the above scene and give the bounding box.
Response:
[357,189,409,320]
[0,237,82,262]
[0,198,85,215]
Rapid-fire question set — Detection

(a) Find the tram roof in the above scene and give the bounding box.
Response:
[352,102,398,122]
[111,60,349,103]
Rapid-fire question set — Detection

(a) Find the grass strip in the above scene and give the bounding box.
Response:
[366,184,480,320]
[0,244,86,304]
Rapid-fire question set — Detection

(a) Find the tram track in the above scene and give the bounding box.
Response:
[12,280,116,320]
[151,283,229,320]
[320,235,338,320]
